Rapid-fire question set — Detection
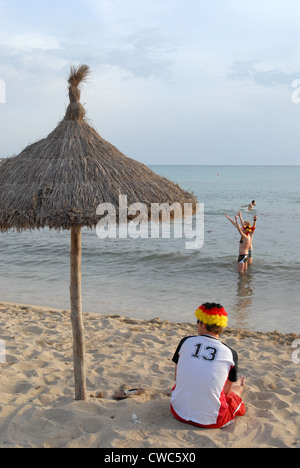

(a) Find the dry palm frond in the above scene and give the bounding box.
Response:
[65,65,90,121]
[68,64,90,88]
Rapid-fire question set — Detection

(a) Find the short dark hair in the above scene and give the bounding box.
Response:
[205,323,224,334]
[201,302,223,310]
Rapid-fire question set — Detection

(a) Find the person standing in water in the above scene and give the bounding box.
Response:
[237,211,257,266]
[225,213,252,274]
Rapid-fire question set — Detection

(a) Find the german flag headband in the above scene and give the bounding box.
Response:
[243,224,255,233]
[195,305,228,328]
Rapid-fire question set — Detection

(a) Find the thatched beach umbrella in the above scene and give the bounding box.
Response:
[0,65,197,400]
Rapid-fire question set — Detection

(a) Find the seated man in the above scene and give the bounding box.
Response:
[170,302,246,429]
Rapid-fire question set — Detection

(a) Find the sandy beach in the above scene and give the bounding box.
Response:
[0,301,299,449]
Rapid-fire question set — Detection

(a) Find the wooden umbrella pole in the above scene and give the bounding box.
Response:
[70,225,87,400]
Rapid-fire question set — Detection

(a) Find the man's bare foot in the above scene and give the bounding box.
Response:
[239,375,246,387]
[232,376,246,397]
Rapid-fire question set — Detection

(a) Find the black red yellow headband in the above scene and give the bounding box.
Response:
[195,305,228,328]
[243,224,255,233]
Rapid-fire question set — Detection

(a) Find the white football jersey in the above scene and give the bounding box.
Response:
[171,334,238,426]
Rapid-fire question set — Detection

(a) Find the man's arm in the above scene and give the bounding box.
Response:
[238,210,244,225]
[224,379,234,396]
[225,213,238,229]
[235,215,248,239]
[224,347,239,395]
[250,215,257,237]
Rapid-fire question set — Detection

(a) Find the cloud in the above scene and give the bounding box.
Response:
[0,32,61,53]
[0,31,65,77]
[101,28,178,80]
[0,27,178,82]
[228,60,298,87]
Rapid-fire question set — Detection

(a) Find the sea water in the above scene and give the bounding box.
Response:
[0,165,299,333]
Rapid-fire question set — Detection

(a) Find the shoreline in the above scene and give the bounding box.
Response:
[0,301,299,448]
[0,300,297,338]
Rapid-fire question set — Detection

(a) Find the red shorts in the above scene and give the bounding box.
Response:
[171,392,246,429]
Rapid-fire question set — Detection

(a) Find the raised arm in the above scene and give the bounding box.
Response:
[251,215,257,236]
[234,215,248,239]
[225,213,239,229]
[238,210,244,225]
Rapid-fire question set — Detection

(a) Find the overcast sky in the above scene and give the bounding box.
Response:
[0,0,300,164]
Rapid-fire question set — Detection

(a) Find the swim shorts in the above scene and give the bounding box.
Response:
[170,392,246,429]
[248,249,253,258]
[238,254,248,263]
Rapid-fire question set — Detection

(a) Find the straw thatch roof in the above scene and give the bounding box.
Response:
[0,65,197,232]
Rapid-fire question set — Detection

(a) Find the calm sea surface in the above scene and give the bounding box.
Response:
[0,165,299,333]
